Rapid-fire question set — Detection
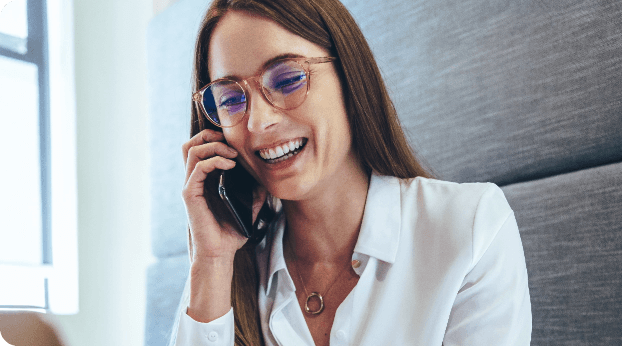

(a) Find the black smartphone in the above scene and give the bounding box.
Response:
[218,165,276,243]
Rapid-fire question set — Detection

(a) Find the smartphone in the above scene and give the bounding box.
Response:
[218,165,275,243]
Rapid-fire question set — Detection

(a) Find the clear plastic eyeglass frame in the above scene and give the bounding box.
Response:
[192,56,337,128]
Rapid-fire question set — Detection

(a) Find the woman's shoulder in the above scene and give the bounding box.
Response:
[389,175,515,255]
[396,175,512,218]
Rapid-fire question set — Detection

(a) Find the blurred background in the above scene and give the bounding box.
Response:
[1,0,179,345]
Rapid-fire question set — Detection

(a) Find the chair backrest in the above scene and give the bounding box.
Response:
[145,0,622,344]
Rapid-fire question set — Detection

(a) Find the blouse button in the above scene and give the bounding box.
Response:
[336,329,347,341]
[207,331,218,341]
[351,260,361,269]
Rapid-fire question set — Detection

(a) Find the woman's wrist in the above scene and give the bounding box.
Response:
[187,257,235,323]
[191,252,236,268]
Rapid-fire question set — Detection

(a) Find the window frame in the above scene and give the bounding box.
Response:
[0,0,78,314]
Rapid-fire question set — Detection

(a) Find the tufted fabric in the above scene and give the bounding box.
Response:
[145,255,190,346]
[342,0,622,185]
[147,0,210,258]
[145,1,207,343]
[503,162,622,344]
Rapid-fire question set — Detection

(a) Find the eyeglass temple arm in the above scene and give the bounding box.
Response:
[306,57,337,64]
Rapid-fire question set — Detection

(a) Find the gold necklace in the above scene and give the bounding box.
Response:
[286,233,352,315]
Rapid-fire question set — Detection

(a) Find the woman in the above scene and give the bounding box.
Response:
[173,0,532,345]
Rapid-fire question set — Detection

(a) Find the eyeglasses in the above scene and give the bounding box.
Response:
[192,56,336,128]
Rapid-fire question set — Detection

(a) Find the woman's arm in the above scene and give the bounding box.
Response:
[171,129,248,346]
[443,186,532,345]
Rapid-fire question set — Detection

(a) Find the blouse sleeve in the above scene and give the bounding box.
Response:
[443,185,532,345]
[174,307,235,346]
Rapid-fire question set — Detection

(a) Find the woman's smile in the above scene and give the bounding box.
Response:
[251,137,310,175]
[256,137,307,163]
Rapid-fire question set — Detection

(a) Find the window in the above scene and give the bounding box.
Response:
[0,0,77,314]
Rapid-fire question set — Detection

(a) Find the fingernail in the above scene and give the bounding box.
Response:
[227,147,238,155]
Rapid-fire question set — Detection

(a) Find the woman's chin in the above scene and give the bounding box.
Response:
[266,186,305,202]
[264,178,315,202]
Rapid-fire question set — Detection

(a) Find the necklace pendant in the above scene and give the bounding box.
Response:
[304,292,324,315]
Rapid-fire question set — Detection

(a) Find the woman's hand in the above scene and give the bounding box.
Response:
[182,129,271,323]
[182,129,248,264]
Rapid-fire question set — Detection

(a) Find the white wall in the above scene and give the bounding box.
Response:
[51,0,155,345]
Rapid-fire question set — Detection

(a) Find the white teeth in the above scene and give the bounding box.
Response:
[259,139,305,161]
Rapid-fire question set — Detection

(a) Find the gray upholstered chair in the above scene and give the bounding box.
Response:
[145,0,622,344]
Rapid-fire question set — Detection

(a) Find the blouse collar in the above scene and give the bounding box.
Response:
[259,171,403,295]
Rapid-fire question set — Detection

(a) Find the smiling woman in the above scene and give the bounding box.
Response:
[170,0,531,345]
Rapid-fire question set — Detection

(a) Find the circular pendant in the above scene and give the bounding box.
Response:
[304,292,324,315]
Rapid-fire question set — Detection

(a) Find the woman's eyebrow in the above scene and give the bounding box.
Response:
[218,53,305,80]
[260,53,304,71]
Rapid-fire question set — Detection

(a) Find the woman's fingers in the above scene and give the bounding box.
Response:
[183,156,236,201]
[182,129,225,165]
[185,142,238,182]
[180,129,251,263]
[182,157,235,241]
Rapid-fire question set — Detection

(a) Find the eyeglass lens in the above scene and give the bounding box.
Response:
[202,60,309,127]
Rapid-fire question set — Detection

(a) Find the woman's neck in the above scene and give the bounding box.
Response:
[282,164,370,265]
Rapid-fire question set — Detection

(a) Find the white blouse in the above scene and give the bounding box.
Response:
[174,173,532,345]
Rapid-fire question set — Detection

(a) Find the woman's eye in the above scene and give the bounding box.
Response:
[218,94,246,108]
[273,72,306,91]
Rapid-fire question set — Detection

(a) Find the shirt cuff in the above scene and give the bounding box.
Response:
[175,307,234,346]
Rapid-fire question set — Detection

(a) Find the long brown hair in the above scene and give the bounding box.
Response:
[189,0,431,345]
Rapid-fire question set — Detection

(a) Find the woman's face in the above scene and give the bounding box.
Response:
[208,11,359,201]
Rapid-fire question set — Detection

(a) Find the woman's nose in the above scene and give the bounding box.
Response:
[244,79,282,133]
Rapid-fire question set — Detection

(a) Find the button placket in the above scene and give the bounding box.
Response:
[336,329,347,341]
[207,331,218,342]
[351,253,368,276]
[330,273,355,345]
